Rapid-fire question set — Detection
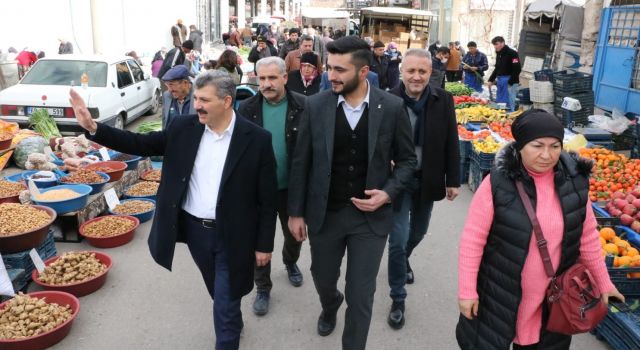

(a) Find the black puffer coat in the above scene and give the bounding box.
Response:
[456,142,592,350]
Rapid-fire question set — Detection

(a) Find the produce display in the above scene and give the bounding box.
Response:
[35,189,80,201]
[599,227,640,271]
[458,126,491,140]
[140,169,161,182]
[445,82,475,96]
[37,252,107,285]
[28,109,61,139]
[0,130,40,171]
[488,121,514,141]
[125,181,159,197]
[60,169,105,184]
[112,200,155,215]
[0,120,18,143]
[0,203,52,236]
[580,148,640,202]
[0,180,25,198]
[0,293,72,340]
[456,106,508,124]
[453,95,487,109]
[137,120,162,134]
[82,216,136,237]
[472,136,504,154]
[604,189,640,233]
[12,136,48,169]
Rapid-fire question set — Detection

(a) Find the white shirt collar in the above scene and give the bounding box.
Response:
[337,79,370,110]
[204,111,236,139]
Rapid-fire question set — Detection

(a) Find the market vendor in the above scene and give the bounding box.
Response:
[69,70,278,350]
[161,65,196,129]
[487,36,521,112]
[461,41,488,93]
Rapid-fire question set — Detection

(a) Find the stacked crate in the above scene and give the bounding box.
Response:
[552,70,594,126]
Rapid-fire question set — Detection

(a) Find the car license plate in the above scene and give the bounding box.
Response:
[27,107,64,117]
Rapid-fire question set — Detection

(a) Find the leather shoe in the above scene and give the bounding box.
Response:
[387,301,405,329]
[285,263,303,287]
[406,260,414,284]
[317,291,344,336]
[252,291,270,316]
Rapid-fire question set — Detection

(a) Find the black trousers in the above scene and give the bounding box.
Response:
[310,205,387,350]
[446,70,462,82]
[254,189,302,292]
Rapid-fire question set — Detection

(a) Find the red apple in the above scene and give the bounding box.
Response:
[632,220,640,233]
[632,189,640,198]
[627,194,637,204]
[621,214,635,226]
[633,198,640,209]
[624,204,637,216]
[616,199,629,210]
[610,208,623,217]
[613,191,627,199]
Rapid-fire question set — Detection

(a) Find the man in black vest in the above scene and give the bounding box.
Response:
[386,48,460,329]
[288,36,416,350]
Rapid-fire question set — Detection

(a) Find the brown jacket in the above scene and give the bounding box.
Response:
[229,31,242,47]
[284,49,323,73]
[447,47,461,71]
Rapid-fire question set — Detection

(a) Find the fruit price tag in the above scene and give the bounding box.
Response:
[44,146,56,162]
[99,147,111,161]
[28,179,41,198]
[104,188,120,211]
[0,255,15,297]
[29,249,46,274]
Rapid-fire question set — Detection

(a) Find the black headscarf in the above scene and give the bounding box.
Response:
[512,109,564,150]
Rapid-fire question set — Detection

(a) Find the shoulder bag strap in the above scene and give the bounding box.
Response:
[515,181,556,278]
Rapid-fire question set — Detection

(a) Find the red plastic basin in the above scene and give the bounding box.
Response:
[83,161,127,182]
[0,291,80,350]
[31,251,113,297]
[78,215,139,248]
[0,205,57,254]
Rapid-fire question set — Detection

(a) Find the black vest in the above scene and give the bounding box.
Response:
[456,144,590,350]
[327,105,369,210]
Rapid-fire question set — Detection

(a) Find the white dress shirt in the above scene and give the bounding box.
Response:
[181,112,236,219]
[337,80,371,130]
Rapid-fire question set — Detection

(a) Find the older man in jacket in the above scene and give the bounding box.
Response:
[386,48,460,329]
[161,65,196,129]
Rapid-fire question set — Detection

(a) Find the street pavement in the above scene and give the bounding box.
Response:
[30,114,613,349]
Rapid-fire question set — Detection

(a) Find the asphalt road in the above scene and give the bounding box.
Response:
[27,113,613,350]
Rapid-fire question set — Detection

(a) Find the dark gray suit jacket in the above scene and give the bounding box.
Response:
[288,87,417,236]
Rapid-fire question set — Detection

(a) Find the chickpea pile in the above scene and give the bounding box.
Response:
[38,252,107,285]
[141,169,161,182]
[83,216,136,237]
[0,293,72,340]
[125,181,158,197]
[0,203,52,236]
[0,180,25,198]
[60,169,104,184]
[112,200,155,215]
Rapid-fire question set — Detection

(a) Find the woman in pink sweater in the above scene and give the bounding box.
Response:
[456,110,624,350]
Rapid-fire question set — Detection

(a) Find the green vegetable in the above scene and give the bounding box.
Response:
[137,120,162,134]
[29,109,61,139]
[445,82,475,96]
[13,136,48,169]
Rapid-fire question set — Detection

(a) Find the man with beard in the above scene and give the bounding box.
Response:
[386,48,460,329]
[238,57,306,316]
[279,28,300,59]
[287,36,416,350]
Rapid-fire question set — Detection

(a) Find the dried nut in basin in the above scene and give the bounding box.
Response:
[0,293,72,340]
[0,203,52,236]
[35,189,80,201]
[38,252,107,285]
[82,216,136,237]
[141,169,161,182]
[112,200,154,215]
[60,169,104,184]
[125,181,159,197]
[0,180,25,198]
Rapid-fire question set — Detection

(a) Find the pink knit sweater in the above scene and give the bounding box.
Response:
[458,169,615,345]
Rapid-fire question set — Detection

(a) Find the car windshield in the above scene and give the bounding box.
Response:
[21,60,108,87]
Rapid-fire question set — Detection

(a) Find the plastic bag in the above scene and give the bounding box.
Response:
[471,86,491,101]
[588,110,631,135]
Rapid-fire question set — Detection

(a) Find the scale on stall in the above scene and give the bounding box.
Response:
[563,97,613,149]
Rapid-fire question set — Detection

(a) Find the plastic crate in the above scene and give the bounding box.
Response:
[470,149,496,171]
[592,202,621,226]
[2,230,56,288]
[560,110,592,127]
[593,311,639,350]
[468,160,490,193]
[459,140,471,184]
[614,127,636,151]
[534,69,554,82]
[593,300,640,350]
[530,80,555,103]
[552,70,593,93]
[516,88,531,103]
[590,140,615,150]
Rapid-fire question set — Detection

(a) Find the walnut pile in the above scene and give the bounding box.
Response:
[0,293,72,340]
[38,252,107,285]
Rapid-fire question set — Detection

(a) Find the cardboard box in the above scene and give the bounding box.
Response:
[400,32,411,40]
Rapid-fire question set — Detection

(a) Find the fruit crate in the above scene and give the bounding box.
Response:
[459,139,471,184]
[552,70,593,93]
[590,140,615,150]
[470,149,496,171]
[2,229,56,289]
[593,203,621,226]
[468,160,490,193]
[613,127,636,151]
[534,69,555,82]
[593,300,640,350]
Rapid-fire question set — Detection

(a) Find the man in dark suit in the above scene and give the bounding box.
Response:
[386,48,460,329]
[238,56,306,316]
[69,70,277,350]
[287,36,416,350]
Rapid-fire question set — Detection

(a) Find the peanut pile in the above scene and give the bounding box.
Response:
[89,166,115,173]
[83,216,136,237]
[112,200,155,215]
[125,181,158,197]
[38,252,107,285]
[0,293,73,340]
[0,180,25,198]
[60,169,104,184]
[0,203,52,236]
[141,169,161,182]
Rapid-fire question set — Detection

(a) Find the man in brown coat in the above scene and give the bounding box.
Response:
[229,27,243,47]
[284,35,322,73]
[171,19,188,48]
[446,42,462,82]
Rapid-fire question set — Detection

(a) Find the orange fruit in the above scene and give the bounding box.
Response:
[628,272,640,279]
[626,247,639,257]
[600,227,616,241]
[604,243,620,256]
[599,237,607,247]
[617,256,632,267]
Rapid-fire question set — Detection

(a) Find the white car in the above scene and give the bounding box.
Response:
[0,55,161,133]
